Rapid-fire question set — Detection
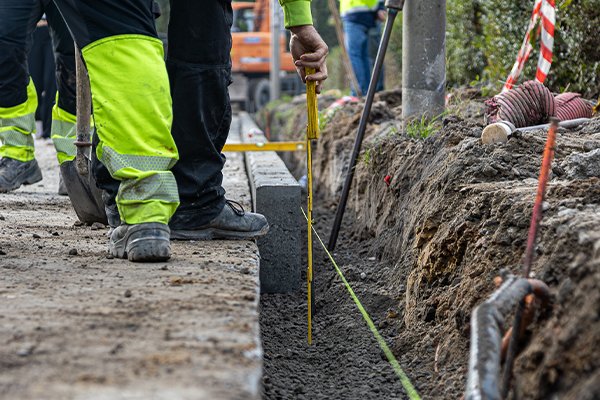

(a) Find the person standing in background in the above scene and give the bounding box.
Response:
[341,0,385,96]
[28,15,56,140]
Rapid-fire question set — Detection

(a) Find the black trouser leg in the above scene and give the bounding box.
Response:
[0,0,44,109]
[29,24,56,137]
[167,0,233,229]
[45,3,76,116]
[38,26,57,137]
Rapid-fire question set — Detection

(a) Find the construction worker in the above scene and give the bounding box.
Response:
[340,0,385,96]
[0,0,327,262]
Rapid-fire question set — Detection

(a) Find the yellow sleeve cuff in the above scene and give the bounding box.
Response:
[279,0,313,28]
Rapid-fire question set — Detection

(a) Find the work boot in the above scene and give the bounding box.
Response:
[0,157,43,193]
[109,222,171,262]
[170,200,269,240]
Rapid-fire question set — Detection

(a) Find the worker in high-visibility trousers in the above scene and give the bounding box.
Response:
[0,1,77,192]
[0,0,328,262]
[92,0,329,244]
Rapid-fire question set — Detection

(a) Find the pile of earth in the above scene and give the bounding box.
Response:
[257,89,600,399]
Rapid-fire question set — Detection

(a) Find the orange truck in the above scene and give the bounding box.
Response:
[230,0,303,111]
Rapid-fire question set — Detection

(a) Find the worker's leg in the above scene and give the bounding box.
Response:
[52,0,179,261]
[344,20,370,96]
[0,0,44,192]
[30,22,57,139]
[28,22,52,137]
[166,0,268,240]
[45,3,76,165]
[167,0,268,239]
[166,0,231,226]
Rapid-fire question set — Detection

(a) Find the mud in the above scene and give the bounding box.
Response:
[259,91,600,399]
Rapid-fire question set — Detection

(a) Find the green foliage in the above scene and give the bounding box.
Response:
[318,108,337,131]
[325,46,353,92]
[446,0,487,88]
[311,0,339,47]
[362,148,372,165]
[447,0,600,97]
[405,114,442,140]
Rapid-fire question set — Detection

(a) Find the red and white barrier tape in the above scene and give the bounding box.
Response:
[503,0,556,92]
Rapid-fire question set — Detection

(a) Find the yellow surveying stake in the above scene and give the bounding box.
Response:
[306,68,319,345]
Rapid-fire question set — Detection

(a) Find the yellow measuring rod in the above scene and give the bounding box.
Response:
[305,67,319,345]
[223,141,305,152]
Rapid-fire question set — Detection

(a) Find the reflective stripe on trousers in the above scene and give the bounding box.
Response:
[0,79,37,162]
[50,101,76,164]
[100,145,179,224]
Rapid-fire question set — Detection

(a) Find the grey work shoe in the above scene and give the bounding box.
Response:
[171,200,269,240]
[0,157,42,193]
[109,222,171,262]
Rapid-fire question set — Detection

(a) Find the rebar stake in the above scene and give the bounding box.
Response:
[501,118,559,397]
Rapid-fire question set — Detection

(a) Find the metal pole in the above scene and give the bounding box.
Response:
[270,0,281,101]
[402,0,446,124]
[328,0,404,251]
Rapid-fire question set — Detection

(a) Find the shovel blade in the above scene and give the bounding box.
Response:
[60,159,108,225]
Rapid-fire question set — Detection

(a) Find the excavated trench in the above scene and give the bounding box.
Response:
[258,90,600,399]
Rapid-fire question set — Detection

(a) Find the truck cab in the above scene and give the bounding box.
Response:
[229,1,303,111]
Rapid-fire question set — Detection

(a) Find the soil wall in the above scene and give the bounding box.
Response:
[257,91,600,398]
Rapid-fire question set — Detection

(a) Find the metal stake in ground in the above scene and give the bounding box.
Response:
[305,67,319,345]
[328,0,404,251]
[501,118,559,397]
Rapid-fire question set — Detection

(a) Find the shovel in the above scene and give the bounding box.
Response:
[59,45,107,225]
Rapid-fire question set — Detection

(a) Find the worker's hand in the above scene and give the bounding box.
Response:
[289,25,328,93]
[377,10,387,21]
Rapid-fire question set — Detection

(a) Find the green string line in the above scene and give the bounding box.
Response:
[301,209,421,400]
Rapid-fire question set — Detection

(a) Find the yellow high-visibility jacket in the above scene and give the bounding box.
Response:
[340,0,380,17]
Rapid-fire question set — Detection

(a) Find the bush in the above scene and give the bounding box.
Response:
[447,0,600,97]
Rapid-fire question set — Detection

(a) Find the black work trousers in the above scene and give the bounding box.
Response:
[0,0,75,115]
[166,0,234,228]
[93,0,234,228]
[29,24,57,138]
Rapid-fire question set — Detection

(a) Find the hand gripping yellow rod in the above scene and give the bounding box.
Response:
[305,68,319,345]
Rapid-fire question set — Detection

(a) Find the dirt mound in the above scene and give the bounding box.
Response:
[259,92,600,399]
